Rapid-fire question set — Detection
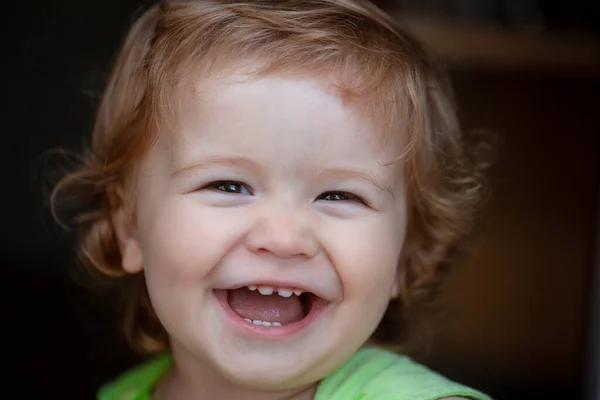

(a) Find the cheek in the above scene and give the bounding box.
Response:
[138,198,243,282]
[327,215,405,299]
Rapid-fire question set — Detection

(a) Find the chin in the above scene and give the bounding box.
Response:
[215,357,320,390]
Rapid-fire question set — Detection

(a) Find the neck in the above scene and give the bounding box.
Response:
[153,345,317,400]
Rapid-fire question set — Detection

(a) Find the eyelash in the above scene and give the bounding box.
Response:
[205,181,366,204]
[207,181,253,195]
[317,191,366,204]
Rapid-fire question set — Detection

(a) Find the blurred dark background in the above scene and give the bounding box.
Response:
[5,0,599,398]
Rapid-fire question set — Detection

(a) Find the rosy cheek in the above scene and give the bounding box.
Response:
[140,205,211,279]
[357,227,403,279]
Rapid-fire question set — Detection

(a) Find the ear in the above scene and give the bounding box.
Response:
[111,188,143,274]
[391,247,411,300]
[390,269,400,299]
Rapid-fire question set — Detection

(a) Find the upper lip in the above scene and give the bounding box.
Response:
[215,280,331,301]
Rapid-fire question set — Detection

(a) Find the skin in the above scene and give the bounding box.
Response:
[113,73,466,400]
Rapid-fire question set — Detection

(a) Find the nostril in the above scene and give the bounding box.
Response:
[246,216,318,259]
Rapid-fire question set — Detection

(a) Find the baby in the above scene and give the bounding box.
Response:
[52,1,493,399]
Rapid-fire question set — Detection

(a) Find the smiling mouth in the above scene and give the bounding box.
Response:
[217,285,324,327]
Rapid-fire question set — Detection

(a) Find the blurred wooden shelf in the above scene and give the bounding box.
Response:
[394,15,600,76]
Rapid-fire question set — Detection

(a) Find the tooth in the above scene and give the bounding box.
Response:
[293,290,303,296]
[244,318,252,323]
[272,322,282,327]
[252,320,263,325]
[257,286,274,295]
[277,289,293,298]
[261,321,272,327]
[248,285,257,291]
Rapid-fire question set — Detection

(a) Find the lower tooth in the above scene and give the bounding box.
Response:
[243,318,282,327]
[244,318,281,327]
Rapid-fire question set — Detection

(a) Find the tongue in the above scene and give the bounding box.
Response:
[228,288,304,325]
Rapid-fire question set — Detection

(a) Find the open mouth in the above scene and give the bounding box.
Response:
[215,285,326,330]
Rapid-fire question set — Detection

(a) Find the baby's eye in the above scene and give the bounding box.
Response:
[207,181,252,195]
[317,191,364,203]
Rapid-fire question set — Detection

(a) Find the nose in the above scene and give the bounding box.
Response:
[246,206,318,260]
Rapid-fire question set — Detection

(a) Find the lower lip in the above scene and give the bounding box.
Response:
[214,290,327,339]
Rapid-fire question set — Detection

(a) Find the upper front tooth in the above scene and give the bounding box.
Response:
[294,290,304,296]
[277,289,293,298]
[257,286,274,295]
[247,285,257,291]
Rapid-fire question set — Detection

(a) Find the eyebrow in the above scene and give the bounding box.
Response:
[171,155,262,176]
[319,168,395,197]
[172,155,394,196]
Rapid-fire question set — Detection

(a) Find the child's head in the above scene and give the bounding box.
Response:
[52,0,490,390]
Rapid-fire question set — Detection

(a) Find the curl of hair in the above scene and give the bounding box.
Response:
[51,0,495,354]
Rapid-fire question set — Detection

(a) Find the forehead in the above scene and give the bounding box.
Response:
[169,70,406,161]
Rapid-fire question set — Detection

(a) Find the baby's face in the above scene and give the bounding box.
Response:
[119,73,407,390]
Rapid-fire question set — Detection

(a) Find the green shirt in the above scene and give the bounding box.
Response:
[98,347,491,400]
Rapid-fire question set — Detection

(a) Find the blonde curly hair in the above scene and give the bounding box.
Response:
[51,0,493,354]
